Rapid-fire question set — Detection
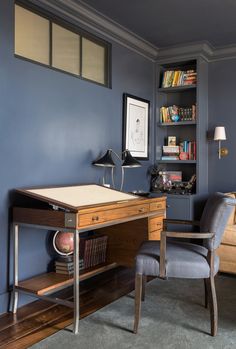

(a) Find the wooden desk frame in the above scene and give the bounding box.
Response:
[11,186,166,334]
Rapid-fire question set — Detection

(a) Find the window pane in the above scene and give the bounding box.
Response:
[82,38,106,85]
[15,5,49,65]
[52,24,80,75]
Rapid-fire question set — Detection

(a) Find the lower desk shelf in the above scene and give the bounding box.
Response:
[16,262,118,296]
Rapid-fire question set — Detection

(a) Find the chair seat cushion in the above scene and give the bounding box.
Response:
[136,240,219,279]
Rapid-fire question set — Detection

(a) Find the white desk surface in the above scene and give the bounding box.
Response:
[25,184,137,208]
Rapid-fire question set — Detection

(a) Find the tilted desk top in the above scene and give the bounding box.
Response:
[13,184,166,231]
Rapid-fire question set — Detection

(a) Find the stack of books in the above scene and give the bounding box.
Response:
[160,105,196,123]
[161,70,197,88]
[161,145,180,160]
[55,258,84,275]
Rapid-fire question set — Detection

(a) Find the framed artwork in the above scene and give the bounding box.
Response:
[167,136,177,146]
[123,93,150,160]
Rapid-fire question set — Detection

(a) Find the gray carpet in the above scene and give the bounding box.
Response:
[30,275,236,349]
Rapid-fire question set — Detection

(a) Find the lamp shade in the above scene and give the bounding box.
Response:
[92,149,115,167]
[214,126,226,141]
[122,150,142,168]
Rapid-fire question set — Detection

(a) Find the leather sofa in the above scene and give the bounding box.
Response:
[217,192,236,274]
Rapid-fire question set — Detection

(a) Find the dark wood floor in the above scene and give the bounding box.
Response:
[0,267,135,349]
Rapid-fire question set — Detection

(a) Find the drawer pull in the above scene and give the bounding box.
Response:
[92,216,99,222]
[138,208,145,213]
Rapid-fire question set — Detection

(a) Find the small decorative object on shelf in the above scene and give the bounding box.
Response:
[53,231,74,257]
[167,136,176,146]
[150,166,196,195]
[150,169,172,193]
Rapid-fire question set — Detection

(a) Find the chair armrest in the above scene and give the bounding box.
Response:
[163,219,200,228]
[163,231,215,239]
[159,231,215,278]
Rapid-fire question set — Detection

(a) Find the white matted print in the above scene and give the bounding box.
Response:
[123,94,150,159]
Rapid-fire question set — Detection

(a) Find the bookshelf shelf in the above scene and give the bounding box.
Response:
[16,262,117,296]
[158,121,196,127]
[158,85,196,93]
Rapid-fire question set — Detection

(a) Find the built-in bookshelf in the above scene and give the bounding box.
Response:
[154,57,208,219]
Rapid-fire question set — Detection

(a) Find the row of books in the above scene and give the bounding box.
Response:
[160,105,196,123]
[180,141,196,160]
[161,141,196,161]
[161,70,197,88]
[81,235,108,269]
[55,234,108,275]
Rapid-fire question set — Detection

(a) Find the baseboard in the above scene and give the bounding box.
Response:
[0,291,37,316]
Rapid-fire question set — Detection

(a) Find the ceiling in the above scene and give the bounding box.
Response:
[80,0,236,48]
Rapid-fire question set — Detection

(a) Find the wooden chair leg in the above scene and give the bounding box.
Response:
[206,277,218,336]
[142,275,147,301]
[133,273,142,334]
[204,278,208,308]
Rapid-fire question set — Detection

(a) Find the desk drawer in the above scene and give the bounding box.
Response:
[150,201,165,212]
[149,230,161,241]
[149,216,163,232]
[79,203,149,227]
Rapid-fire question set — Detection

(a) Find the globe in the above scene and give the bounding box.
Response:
[53,231,74,256]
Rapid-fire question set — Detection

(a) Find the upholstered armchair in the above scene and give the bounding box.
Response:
[134,192,236,336]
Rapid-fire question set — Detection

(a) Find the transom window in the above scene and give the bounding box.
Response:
[14,3,111,87]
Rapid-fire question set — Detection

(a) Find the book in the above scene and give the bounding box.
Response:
[163,146,180,153]
[161,156,179,160]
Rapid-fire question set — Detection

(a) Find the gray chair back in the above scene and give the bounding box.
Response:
[200,192,236,250]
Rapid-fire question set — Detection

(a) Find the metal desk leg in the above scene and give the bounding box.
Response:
[12,224,19,313]
[73,229,80,334]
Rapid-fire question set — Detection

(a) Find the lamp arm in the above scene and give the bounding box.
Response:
[110,149,122,162]
[120,167,125,191]
[110,150,125,191]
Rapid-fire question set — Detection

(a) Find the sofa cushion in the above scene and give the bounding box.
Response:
[221,225,236,246]
[224,192,236,225]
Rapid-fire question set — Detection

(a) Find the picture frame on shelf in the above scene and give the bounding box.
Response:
[123,93,150,160]
[167,136,176,146]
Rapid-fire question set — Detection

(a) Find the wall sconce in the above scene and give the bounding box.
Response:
[214,126,228,159]
[92,149,141,191]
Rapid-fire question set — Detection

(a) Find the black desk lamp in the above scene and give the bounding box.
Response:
[92,149,141,190]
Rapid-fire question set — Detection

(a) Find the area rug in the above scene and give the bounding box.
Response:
[30,275,236,349]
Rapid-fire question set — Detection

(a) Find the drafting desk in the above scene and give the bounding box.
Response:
[11,184,166,334]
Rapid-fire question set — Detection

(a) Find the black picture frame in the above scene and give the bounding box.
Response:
[122,93,150,160]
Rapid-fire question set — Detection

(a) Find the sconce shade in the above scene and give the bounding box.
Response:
[214,126,226,141]
[122,150,142,168]
[92,149,115,167]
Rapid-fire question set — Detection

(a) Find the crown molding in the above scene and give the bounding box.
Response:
[157,41,236,63]
[157,42,213,63]
[28,0,236,63]
[30,0,159,61]
[211,45,236,62]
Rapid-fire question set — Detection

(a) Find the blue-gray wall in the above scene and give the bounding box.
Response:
[208,58,236,193]
[0,1,155,313]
